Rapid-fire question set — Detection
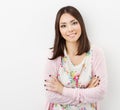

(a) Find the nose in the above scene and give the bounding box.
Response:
[67,25,73,32]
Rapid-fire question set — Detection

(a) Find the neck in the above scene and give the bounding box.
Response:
[66,42,78,56]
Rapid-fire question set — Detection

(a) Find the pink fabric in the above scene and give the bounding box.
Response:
[44,46,107,110]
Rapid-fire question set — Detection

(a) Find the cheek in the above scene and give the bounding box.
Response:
[60,29,66,36]
[76,26,82,34]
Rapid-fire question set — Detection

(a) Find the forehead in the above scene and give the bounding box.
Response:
[59,13,76,23]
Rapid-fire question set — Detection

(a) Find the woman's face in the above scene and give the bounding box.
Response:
[59,13,81,43]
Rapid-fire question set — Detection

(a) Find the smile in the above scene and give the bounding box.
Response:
[67,33,77,38]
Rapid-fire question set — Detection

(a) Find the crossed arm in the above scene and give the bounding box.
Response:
[44,48,107,105]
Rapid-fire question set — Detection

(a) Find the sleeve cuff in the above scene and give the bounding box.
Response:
[62,87,82,103]
[62,87,75,98]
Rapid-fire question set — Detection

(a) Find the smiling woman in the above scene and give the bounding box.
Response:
[44,6,107,110]
[59,13,81,43]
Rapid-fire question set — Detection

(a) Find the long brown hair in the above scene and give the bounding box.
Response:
[50,6,90,60]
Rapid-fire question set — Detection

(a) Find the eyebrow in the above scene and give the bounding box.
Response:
[60,19,76,24]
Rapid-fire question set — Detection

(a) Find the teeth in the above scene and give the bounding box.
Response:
[68,33,76,36]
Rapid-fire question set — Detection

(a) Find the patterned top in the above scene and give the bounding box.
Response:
[50,47,97,110]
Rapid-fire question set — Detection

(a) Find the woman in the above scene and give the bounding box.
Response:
[44,6,107,110]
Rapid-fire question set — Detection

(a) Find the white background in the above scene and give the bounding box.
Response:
[0,0,120,110]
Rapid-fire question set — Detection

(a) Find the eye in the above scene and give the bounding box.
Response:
[72,21,78,25]
[60,25,66,28]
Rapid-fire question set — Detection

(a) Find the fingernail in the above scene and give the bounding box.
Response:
[99,80,100,82]
[97,76,99,78]
[46,89,48,91]
[98,83,99,85]
[94,75,96,77]
[44,84,46,86]
[44,80,47,82]
[49,75,51,77]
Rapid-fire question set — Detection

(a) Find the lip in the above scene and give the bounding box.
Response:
[67,33,76,37]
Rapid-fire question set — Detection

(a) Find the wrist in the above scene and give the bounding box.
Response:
[59,85,64,94]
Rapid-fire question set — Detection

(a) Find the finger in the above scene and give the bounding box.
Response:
[50,75,58,81]
[87,77,99,88]
[93,79,100,87]
[45,80,54,84]
[90,78,100,87]
[92,76,100,85]
[92,75,99,79]
[91,75,100,84]
[90,76,97,82]
[45,86,56,92]
[48,75,57,82]
[90,77,98,85]
[44,81,54,87]
[45,78,55,84]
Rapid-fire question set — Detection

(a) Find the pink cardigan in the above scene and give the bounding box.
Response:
[44,46,107,110]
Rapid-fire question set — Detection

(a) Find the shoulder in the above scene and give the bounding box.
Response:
[91,44,104,56]
[47,48,54,59]
[91,44,105,62]
[47,48,61,65]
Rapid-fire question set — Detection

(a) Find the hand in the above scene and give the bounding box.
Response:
[87,75,100,88]
[44,75,64,94]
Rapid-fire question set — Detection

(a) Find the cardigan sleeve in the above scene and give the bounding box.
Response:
[44,50,80,105]
[62,47,108,103]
